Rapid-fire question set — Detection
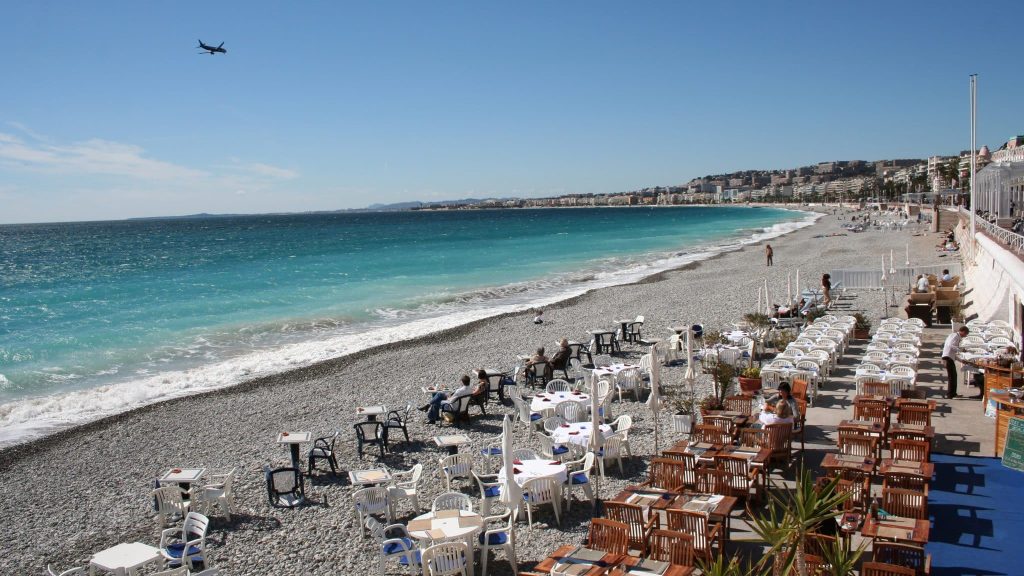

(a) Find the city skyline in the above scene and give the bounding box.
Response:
[2,1,1022,224]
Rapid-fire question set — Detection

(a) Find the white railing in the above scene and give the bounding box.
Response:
[976,216,1024,256]
[830,262,963,290]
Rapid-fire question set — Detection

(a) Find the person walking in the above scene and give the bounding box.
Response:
[765,244,774,266]
[942,326,969,399]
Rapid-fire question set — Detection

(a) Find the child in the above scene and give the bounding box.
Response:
[533,310,543,324]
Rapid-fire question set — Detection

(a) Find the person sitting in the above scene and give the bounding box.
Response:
[527,346,549,366]
[422,374,475,424]
[549,338,571,374]
[758,383,797,425]
[941,269,952,282]
[915,274,929,293]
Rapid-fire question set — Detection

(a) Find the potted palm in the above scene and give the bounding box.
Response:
[949,301,966,332]
[700,363,735,414]
[852,313,872,340]
[669,392,697,435]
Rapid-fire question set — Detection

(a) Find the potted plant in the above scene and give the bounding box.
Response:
[949,301,966,332]
[701,363,735,414]
[669,390,697,435]
[742,312,772,330]
[739,366,763,395]
[852,312,872,340]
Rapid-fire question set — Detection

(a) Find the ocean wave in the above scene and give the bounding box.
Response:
[0,209,817,446]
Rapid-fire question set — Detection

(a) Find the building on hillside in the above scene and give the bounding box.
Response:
[992,135,1024,163]
[974,159,1024,219]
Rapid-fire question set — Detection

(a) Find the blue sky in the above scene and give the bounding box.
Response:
[1,1,1020,223]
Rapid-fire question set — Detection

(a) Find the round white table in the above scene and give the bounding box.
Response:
[531,391,589,413]
[407,509,483,542]
[592,363,639,378]
[550,421,612,447]
[500,458,568,486]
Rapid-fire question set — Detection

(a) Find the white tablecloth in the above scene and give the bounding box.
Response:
[500,458,568,486]
[530,391,589,413]
[550,422,612,447]
[592,363,639,378]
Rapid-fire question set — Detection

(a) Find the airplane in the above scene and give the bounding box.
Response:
[197,40,227,55]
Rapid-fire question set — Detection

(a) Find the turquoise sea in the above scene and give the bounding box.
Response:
[0,206,812,443]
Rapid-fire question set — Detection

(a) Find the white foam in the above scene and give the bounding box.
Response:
[0,209,818,447]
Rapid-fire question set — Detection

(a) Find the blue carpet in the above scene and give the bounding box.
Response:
[928,453,1024,576]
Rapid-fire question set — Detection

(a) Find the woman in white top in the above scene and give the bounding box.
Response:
[915,275,929,293]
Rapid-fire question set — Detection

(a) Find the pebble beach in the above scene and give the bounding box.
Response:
[0,208,949,574]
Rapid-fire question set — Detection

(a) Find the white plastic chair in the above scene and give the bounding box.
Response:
[615,367,642,402]
[545,379,571,393]
[159,511,210,570]
[191,468,236,521]
[432,491,474,513]
[595,433,625,477]
[439,453,473,491]
[863,351,889,364]
[511,448,540,461]
[153,485,190,527]
[554,400,587,423]
[563,451,596,510]
[354,486,393,534]
[365,516,421,575]
[422,542,469,576]
[538,432,571,462]
[611,415,633,457]
[478,509,517,576]
[894,342,919,354]
[151,568,188,576]
[388,463,423,514]
[521,476,561,528]
[511,396,542,436]
[543,415,567,434]
[988,336,1014,347]
[473,471,503,517]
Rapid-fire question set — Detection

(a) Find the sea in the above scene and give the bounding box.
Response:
[0,206,815,445]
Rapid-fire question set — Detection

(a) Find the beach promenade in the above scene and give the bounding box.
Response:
[1,209,995,575]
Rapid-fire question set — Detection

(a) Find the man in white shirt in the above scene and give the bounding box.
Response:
[941,269,952,282]
[942,326,969,398]
[423,375,475,424]
[915,275,930,293]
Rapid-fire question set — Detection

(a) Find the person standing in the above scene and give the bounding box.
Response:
[765,244,774,266]
[942,326,969,399]
[821,273,832,307]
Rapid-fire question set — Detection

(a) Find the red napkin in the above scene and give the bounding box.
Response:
[560,424,570,428]
[512,468,522,474]
[569,431,580,435]
[513,459,523,465]
[171,468,182,473]
[549,461,560,465]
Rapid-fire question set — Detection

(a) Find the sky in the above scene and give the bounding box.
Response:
[1,1,1021,224]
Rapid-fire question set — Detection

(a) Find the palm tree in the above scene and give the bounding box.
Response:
[748,468,849,576]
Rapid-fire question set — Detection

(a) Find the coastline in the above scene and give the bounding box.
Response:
[0,206,816,448]
[2,207,949,574]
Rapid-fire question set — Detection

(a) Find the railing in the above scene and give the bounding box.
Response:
[829,262,963,290]
[976,216,1024,256]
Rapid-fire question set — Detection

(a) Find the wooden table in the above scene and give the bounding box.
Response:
[853,395,937,412]
[989,391,1024,457]
[821,453,875,475]
[662,440,721,462]
[861,515,930,545]
[879,459,934,479]
[534,544,693,576]
[609,485,737,537]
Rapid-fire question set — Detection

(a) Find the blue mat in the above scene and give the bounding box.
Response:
[928,453,1024,576]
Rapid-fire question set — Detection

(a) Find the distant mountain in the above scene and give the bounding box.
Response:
[365,198,511,210]
[365,201,425,211]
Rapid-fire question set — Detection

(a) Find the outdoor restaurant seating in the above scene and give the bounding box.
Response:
[603,501,656,555]
[439,453,473,491]
[891,439,930,462]
[190,468,236,521]
[364,516,421,574]
[431,491,473,513]
[882,487,928,520]
[537,432,570,462]
[383,404,413,443]
[521,476,562,528]
[610,415,634,456]
[898,403,932,427]
[264,466,306,508]
[873,542,931,576]
[354,421,388,458]
[545,379,571,393]
[387,463,423,514]
[595,433,625,477]
[307,432,339,476]
[511,396,543,435]
[472,471,502,517]
[640,457,687,492]
[477,510,516,576]
[153,485,190,527]
[563,451,596,509]
[665,508,721,563]
[354,486,393,529]
[159,511,210,570]
[716,454,761,503]
[692,424,731,445]
[647,528,695,567]
[862,562,918,576]
[586,518,629,555]
[526,361,551,388]
[421,542,470,576]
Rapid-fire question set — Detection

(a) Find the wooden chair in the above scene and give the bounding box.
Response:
[804,553,827,576]
[863,381,891,397]
[738,427,765,449]
[604,501,657,555]
[641,457,688,492]
[658,451,698,489]
[664,509,721,563]
[702,415,737,437]
[725,395,753,417]
[882,487,928,520]
[791,378,809,403]
[882,472,929,495]
[855,400,891,438]
[587,518,629,555]
[835,469,871,511]
[897,403,931,427]
[692,424,731,445]
[888,426,931,445]
[861,562,917,576]
[763,422,794,476]
[695,467,729,495]
[873,542,931,576]
[716,454,761,503]
[647,529,696,566]
[794,398,807,452]
[803,532,837,558]
[839,433,879,460]
[891,439,930,462]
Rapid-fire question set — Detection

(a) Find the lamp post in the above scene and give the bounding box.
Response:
[970,74,977,248]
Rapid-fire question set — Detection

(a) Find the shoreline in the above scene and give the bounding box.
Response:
[0,207,817,449]
[2,206,943,574]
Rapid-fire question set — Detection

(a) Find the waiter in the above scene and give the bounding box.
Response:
[941,326,969,399]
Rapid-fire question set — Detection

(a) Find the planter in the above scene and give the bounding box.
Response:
[671,413,693,435]
[739,376,763,395]
[853,328,870,340]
